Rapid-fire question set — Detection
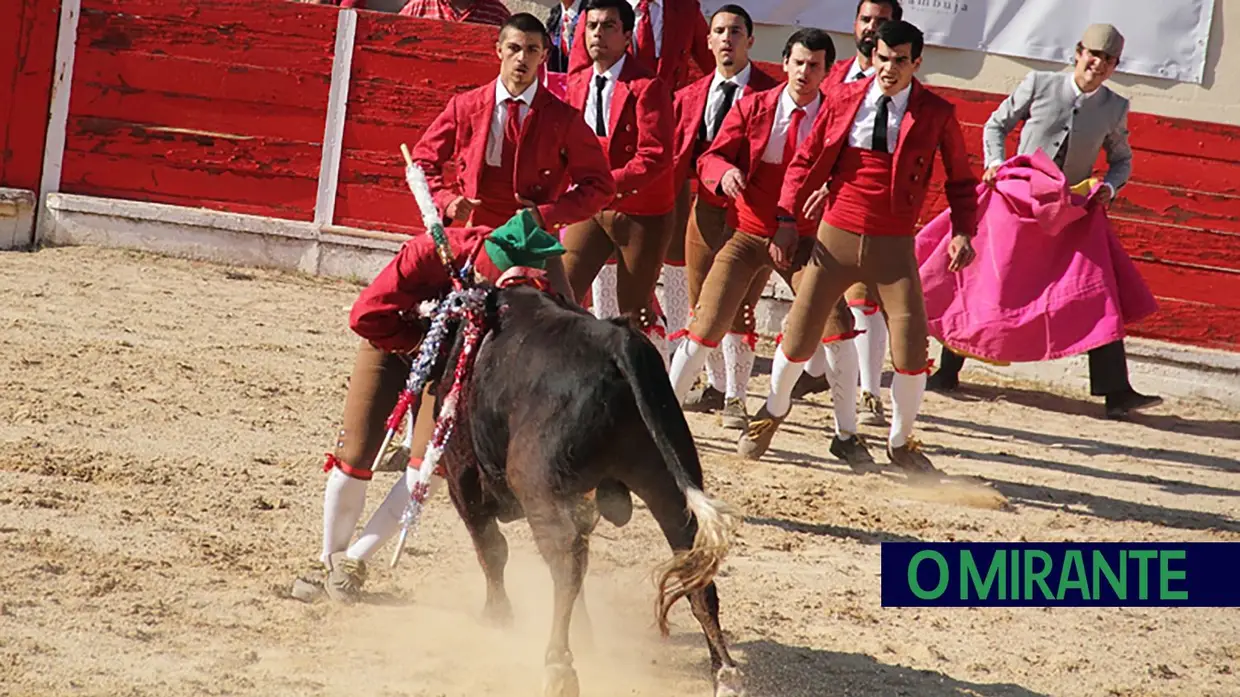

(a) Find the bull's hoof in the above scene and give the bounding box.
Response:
[543,663,580,697]
[482,596,514,628]
[713,665,746,697]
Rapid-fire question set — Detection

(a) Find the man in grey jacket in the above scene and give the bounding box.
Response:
[928,23,1161,420]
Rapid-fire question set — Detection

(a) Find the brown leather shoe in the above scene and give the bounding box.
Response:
[718,397,749,430]
[324,552,368,604]
[887,438,943,477]
[736,405,787,460]
[859,391,887,426]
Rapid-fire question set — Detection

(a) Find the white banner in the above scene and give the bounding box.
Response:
[701,0,1216,84]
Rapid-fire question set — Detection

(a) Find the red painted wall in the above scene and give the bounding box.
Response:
[0,0,61,191]
[60,0,337,221]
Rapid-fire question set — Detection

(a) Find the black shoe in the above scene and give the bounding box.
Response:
[926,369,959,392]
[595,478,633,527]
[1105,390,1163,419]
[830,434,880,474]
[683,383,725,413]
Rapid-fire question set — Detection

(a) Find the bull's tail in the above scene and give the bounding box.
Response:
[610,326,742,635]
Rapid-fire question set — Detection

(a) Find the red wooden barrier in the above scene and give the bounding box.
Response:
[30,1,1237,352]
[0,0,61,191]
[60,0,336,221]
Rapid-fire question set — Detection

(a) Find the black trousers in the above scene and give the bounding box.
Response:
[936,340,1131,396]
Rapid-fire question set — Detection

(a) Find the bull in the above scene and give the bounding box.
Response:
[428,282,746,697]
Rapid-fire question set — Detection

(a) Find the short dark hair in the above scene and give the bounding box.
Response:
[500,12,550,48]
[710,4,754,36]
[855,0,903,21]
[582,0,636,33]
[782,28,836,63]
[875,19,923,59]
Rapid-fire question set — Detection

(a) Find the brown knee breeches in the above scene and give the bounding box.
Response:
[683,196,732,309]
[782,224,929,372]
[562,209,673,323]
[332,340,438,475]
[687,232,853,347]
[665,180,692,266]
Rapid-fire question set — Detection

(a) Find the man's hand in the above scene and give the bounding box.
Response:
[515,196,547,229]
[1094,185,1114,208]
[721,168,746,198]
[982,165,1000,187]
[446,195,481,223]
[768,222,798,270]
[947,233,976,272]
[802,183,830,221]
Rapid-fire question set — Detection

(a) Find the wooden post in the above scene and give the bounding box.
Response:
[33,0,82,247]
[313,7,358,229]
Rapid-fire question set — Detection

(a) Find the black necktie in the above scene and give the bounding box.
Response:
[594,75,608,136]
[853,70,866,81]
[706,80,740,141]
[872,95,892,153]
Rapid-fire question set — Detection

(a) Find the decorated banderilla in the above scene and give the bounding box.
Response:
[379,144,493,569]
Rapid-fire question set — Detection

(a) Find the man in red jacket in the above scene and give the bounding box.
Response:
[822,0,904,428]
[301,210,575,604]
[737,21,979,474]
[667,28,862,447]
[409,13,616,232]
[562,0,676,355]
[663,5,781,426]
[567,0,713,91]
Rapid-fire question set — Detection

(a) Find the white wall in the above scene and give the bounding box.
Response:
[747,0,1235,125]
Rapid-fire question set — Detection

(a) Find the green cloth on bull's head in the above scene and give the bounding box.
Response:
[483,209,565,271]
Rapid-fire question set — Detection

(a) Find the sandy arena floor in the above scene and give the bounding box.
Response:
[1,246,1237,697]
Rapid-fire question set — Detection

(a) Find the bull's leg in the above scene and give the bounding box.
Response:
[466,514,513,627]
[633,479,744,697]
[525,496,587,697]
[569,494,601,653]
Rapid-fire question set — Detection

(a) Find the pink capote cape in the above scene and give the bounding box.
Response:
[915,149,1158,363]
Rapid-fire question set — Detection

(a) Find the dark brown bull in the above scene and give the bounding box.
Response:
[432,283,745,697]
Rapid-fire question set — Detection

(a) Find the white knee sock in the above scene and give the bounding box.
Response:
[722,333,755,401]
[765,346,807,418]
[706,347,727,392]
[669,338,711,402]
[824,340,860,439]
[851,307,888,396]
[321,468,369,564]
[890,372,927,449]
[591,264,619,319]
[805,343,829,378]
[346,467,444,562]
[657,265,690,341]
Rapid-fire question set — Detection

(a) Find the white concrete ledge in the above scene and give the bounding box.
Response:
[0,188,37,250]
[33,192,1240,410]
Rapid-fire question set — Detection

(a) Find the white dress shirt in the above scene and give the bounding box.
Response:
[629,0,663,58]
[486,78,537,167]
[843,57,874,83]
[762,87,823,164]
[847,78,910,154]
[703,62,753,140]
[584,54,627,136]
